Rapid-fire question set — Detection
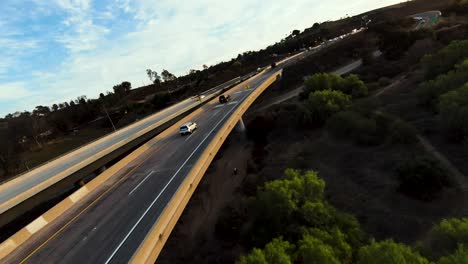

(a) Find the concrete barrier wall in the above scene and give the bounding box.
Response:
[130,70,282,264]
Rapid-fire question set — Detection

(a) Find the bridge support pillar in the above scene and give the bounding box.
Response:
[236,117,246,133]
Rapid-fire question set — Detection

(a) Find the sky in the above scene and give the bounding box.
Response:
[0,0,402,117]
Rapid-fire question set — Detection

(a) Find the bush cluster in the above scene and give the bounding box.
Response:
[303,73,368,99]
[421,39,468,79]
[437,84,468,143]
[396,157,450,201]
[233,168,466,264]
[326,111,417,146]
[418,59,468,106]
[305,90,352,124]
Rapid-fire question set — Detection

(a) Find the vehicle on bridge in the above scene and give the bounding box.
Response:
[219,94,232,104]
[179,122,197,135]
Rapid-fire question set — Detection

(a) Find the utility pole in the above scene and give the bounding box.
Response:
[103,105,117,132]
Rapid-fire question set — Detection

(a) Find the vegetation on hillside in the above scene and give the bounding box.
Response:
[417,39,468,143]
[236,169,467,264]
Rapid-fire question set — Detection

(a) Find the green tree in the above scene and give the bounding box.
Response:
[263,238,294,264]
[437,83,468,142]
[246,169,325,245]
[303,73,344,96]
[146,69,161,84]
[302,228,352,263]
[161,69,176,82]
[418,59,468,106]
[437,245,468,264]
[422,218,468,259]
[113,81,131,95]
[238,238,293,264]
[306,90,351,123]
[238,249,267,264]
[297,235,341,264]
[358,240,429,264]
[422,39,468,79]
[52,104,59,112]
[396,157,450,201]
[345,74,368,98]
[303,73,367,99]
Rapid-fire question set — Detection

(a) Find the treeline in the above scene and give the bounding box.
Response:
[235,169,468,264]
[0,82,175,177]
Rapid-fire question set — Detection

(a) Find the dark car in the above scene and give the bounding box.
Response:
[219,94,231,104]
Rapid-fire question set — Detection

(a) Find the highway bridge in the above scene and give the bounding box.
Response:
[0,75,243,231]
[0,52,305,263]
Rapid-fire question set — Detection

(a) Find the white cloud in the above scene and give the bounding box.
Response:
[0,82,33,100]
[54,0,110,53]
[0,0,403,116]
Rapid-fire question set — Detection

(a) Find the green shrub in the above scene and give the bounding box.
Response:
[437,83,468,142]
[346,74,368,98]
[326,111,362,139]
[327,111,385,146]
[303,73,368,99]
[245,169,325,245]
[306,90,351,123]
[396,157,450,201]
[358,240,429,264]
[304,73,344,95]
[437,245,468,264]
[422,39,468,79]
[418,59,468,106]
[297,235,341,264]
[423,218,468,259]
[237,238,294,264]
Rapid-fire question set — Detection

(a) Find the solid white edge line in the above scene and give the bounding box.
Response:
[104,92,245,264]
[128,171,155,196]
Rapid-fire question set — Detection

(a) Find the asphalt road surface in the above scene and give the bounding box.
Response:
[0,86,224,214]
[411,10,442,30]
[3,58,297,263]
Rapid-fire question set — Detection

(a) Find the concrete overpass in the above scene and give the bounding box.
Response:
[0,76,243,231]
[0,52,306,263]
